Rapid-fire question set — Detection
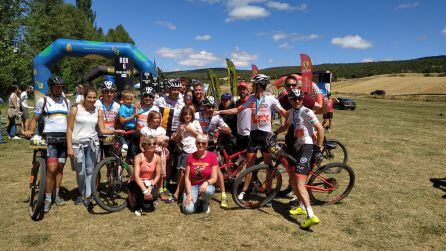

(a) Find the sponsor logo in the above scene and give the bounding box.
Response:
[299,157,307,164]
[66,44,72,52]
[302,61,310,70]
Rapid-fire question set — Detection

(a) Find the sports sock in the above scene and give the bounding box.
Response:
[306,206,314,218]
[221,192,227,199]
[56,188,60,196]
[299,200,306,210]
[45,193,52,201]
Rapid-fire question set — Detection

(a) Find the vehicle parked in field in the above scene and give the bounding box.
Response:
[334,97,356,110]
[370,90,386,95]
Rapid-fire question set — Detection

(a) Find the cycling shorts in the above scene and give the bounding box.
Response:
[247,130,272,153]
[45,133,67,165]
[294,144,314,176]
[236,135,250,151]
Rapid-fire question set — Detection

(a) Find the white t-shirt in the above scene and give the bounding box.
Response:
[236,98,251,136]
[75,94,84,104]
[140,126,166,138]
[195,112,229,142]
[95,100,120,131]
[136,105,160,130]
[34,96,71,133]
[154,95,185,134]
[20,91,29,108]
[287,106,319,146]
[178,120,202,153]
[72,104,99,141]
[238,94,283,133]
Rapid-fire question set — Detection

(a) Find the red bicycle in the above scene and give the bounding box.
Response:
[232,135,355,209]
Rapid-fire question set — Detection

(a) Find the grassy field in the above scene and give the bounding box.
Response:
[0,96,445,249]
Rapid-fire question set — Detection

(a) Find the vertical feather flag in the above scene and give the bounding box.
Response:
[207,69,220,97]
[300,53,313,94]
[251,64,259,78]
[226,58,237,97]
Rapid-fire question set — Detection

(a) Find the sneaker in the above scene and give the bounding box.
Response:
[54,195,65,206]
[164,195,177,204]
[220,197,229,209]
[237,192,245,200]
[134,209,142,216]
[83,198,93,210]
[75,196,85,205]
[10,136,21,140]
[300,215,320,229]
[289,206,307,216]
[203,203,210,214]
[44,200,51,213]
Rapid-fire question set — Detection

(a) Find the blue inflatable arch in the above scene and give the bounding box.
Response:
[33,39,157,99]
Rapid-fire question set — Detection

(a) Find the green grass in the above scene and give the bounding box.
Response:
[0,96,445,249]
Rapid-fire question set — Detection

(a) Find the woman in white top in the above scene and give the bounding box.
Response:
[7,85,21,139]
[67,87,124,209]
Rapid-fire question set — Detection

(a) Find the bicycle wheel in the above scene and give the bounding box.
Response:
[322,139,348,165]
[29,157,46,221]
[91,157,133,212]
[307,162,355,205]
[232,164,282,209]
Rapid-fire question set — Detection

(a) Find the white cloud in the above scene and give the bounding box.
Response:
[266,1,307,11]
[442,27,446,36]
[156,47,219,67]
[188,0,221,4]
[362,58,375,63]
[228,47,258,67]
[225,5,270,22]
[154,20,176,30]
[396,2,419,9]
[272,31,320,41]
[278,42,292,49]
[195,34,212,40]
[331,35,372,50]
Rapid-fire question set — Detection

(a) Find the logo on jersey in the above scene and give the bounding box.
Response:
[299,157,308,164]
[144,86,153,94]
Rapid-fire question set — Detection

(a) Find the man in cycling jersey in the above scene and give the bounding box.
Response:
[275,89,324,229]
[235,82,251,152]
[24,75,71,213]
[196,96,231,208]
[215,74,287,201]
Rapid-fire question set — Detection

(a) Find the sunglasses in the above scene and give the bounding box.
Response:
[196,141,207,146]
[285,84,297,88]
[289,98,303,102]
[144,143,156,147]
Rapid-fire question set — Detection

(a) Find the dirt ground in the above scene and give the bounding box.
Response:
[0,96,445,249]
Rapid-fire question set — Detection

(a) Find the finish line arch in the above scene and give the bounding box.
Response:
[33,38,157,99]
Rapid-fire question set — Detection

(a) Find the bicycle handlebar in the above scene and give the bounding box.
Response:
[123,130,137,136]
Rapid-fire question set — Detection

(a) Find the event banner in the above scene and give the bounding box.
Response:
[115,56,134,93]
[251,64,259,78]
[226,58,237,97]
[207,69,220,98]
[300,54,313,94]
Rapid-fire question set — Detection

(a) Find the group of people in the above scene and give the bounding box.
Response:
[21,72,328,229]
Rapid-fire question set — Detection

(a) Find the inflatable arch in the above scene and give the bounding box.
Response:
[33,39,157,99]
[81,65,139,84]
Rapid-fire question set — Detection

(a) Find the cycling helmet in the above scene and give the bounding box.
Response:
[202,96,216,107]
[100,80,116,91]
[166,79,182,88]
[47,75,65,87]
[221,93,232,100]
[288,88,303,100]
[252,74,269,87]
[142,86,155,97]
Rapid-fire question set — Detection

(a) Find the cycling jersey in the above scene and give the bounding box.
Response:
[136,105,160,130]
[95,100,120,132]
[34,96,71,133]
[154,95,184,135]
[237,94,283,133]
[287,106,319,146]
[235,98,251,136]
[195,112,228,142]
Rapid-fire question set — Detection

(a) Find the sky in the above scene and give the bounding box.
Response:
[66,0,446,71]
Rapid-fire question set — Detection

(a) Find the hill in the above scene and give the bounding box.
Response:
[164,56,446,81]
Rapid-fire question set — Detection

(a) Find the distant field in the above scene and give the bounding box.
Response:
[334,73,446,95]
[1,96,445,249]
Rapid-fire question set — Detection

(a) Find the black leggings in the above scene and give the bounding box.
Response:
[128,180,159,210]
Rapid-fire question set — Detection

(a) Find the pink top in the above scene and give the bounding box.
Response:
[327,99,334,113]
[187,151,218,186]
[131,154,156,182]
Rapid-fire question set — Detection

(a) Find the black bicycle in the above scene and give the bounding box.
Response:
[232,135,355,209]
[91,132,134,213]
[28,145,47,221]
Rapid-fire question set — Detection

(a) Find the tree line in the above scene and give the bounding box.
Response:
[0,0,135,98]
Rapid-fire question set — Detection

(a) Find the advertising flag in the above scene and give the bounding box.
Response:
[207,69,220,97]
[251,64,259,78]
[300,53,313,94]
[226,58,237,97]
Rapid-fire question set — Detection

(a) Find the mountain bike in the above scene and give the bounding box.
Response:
[91,131,135,212]
[232,135,355,209]
[28,145,47,221]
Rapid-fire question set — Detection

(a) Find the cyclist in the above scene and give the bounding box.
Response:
[96,81,121,159]
[136,86,160,131]
[24,75,70,213]
[215,74,287,201]
[274,89,324,229]
[196,96,231,208]
[234,82,251,152]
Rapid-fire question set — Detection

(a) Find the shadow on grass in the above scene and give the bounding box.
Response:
[271,199,300,225]
[430,177,446,199]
